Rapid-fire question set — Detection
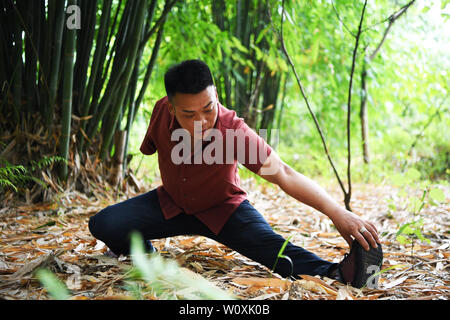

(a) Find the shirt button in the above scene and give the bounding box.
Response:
[191,198,195,201]
[182,178,187,182]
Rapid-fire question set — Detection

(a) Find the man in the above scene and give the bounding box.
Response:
[89,59,383,288]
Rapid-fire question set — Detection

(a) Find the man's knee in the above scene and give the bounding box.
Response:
[88,208,110,239]
[88,213,100,238]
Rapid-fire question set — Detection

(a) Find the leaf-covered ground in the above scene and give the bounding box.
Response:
[0,179,448,300]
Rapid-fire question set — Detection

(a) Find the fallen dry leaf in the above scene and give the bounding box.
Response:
[0,180,448,300]
[383,276,409,289]
[232,277,290,291]
[336,287,355,300]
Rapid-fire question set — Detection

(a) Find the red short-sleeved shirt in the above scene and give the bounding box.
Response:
[140,96,272,235]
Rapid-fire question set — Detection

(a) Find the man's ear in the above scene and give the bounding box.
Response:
[168,101,176,115]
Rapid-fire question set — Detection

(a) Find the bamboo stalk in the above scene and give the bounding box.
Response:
[85,0,133,145]
[32,0,41,111]
[73,0,97,116]
[24,0,37,113]
[46,0,66,129]
[211,0,232,108]
[11,0,23,117]
[138,0,178,52]
[143,0,158,37]
[39,0,55,117]
[58,0,77,181]
[110,130,126,188]
[78,0,112,151]
[121,52,141,174]
[259,70,281,138]
[133,5,167,123]
[0,3,19,122]
[123,1,171,172]
[99,0,148,160]
[273,72,288,149]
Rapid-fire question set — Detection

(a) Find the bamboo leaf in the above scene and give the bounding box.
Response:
[405,168,421,181]
[429,188,445,202]
[130,232,234,300]
[36,269,71,300]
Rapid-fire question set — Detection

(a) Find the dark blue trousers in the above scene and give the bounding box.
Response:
[88,189,336,279]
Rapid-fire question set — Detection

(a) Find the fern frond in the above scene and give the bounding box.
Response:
[30,156,67,171]
[0,155,66,194]
[0,178,18,192]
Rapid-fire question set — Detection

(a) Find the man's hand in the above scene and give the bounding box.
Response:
[329,207,381,251]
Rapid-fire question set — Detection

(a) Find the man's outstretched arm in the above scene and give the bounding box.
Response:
[257,151,380,251]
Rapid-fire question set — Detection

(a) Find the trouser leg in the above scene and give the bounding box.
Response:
[88,189,211,255]
[212,200,336,278]
[89,191,335,278]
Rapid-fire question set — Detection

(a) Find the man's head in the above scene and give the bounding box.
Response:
[164,59,218,138]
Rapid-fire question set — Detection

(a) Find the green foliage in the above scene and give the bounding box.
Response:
[35,232,235,300]
[125,0,449,187]
[128,232,235,300]
[0,156,66,194]
[429,187,445,202]
[390,167,445,255]
[400,185,445,242]
[0,164,26,192]
[35,269,71,300]
[271,233,294,278]
[396,218,429,245]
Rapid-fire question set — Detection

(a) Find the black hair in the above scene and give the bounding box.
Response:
[164,59,214,100]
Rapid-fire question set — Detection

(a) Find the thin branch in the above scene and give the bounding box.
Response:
[138,0,178,51]
[275,0,348,196]
[403,93,449,171]
[331,0,356,38]
[345,0,368,207]
[358,0,416,34]
[369,0,415,60]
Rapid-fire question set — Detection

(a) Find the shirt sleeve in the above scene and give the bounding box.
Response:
[139,102,160,156]
[140,126,157,155]
[234,122,272,174]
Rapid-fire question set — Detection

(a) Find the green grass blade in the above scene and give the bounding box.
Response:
[36,268,71,300]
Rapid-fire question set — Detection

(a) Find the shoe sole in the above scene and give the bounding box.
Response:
[353,242,383,288]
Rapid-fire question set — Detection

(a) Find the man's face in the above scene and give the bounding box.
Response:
[168,85,218,139]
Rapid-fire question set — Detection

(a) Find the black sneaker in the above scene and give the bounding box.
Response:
[338,240,383,288]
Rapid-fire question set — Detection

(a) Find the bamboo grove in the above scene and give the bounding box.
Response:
[211,0,286,139]
[0,0,177,192]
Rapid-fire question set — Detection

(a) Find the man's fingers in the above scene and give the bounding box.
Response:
[358,225,378,250]
[344,235,354,249]
[367,222,380,243]
[368,222,379,234]
[353,232,370,251]
[366,223,381,245]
